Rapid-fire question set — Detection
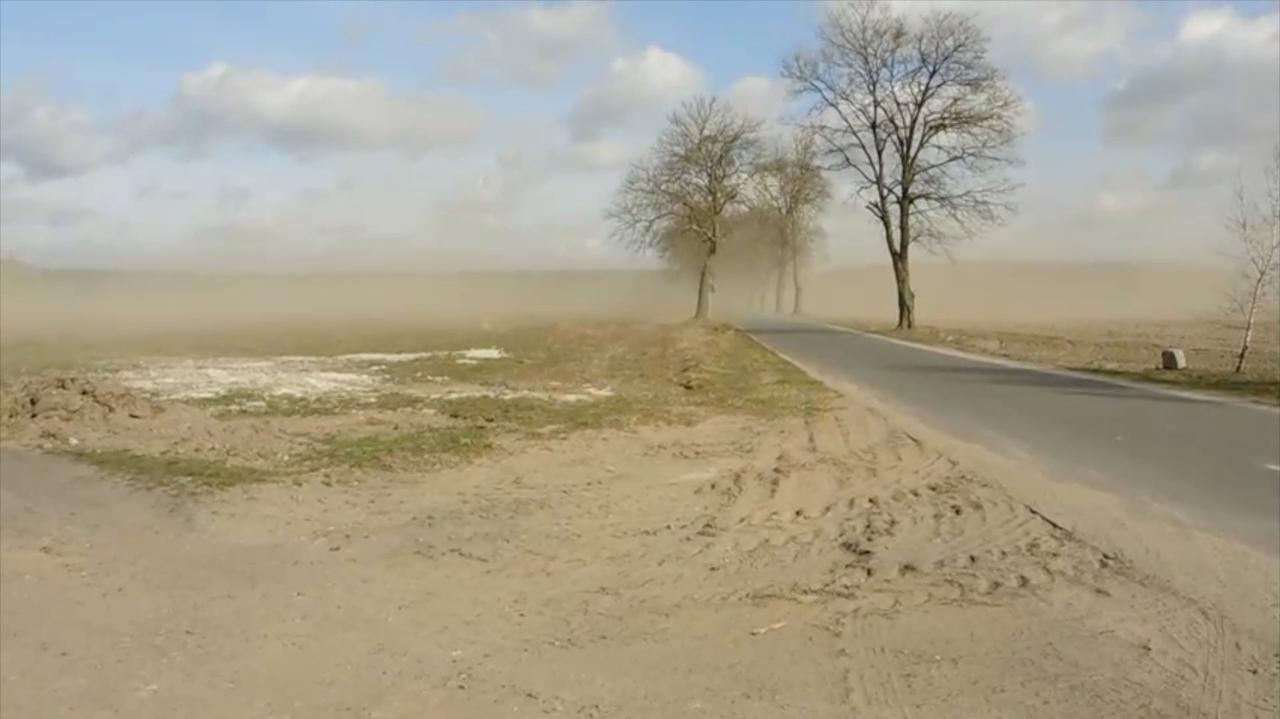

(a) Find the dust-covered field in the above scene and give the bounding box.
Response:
[2,264,1278,717]
[804,261,1238,322]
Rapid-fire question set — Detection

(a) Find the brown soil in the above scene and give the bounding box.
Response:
[2,375,162,424]
[3,397,1275,717]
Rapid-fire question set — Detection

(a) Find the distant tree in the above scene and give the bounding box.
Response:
[1225,147,1280,373]
[784,0,1023,328]
[751,132,831,315]
[608,96,763,319]
[718,207,787,308]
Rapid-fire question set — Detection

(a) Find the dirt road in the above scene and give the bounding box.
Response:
[3,393,1276,717]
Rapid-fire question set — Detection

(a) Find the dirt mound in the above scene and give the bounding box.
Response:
[2,375,161,425]
[693,411,1118,606]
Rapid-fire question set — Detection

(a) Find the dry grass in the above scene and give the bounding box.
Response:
[190,390,432,417]
[846,318,1280,403]
[13,321,837,486]
[64,449,273,494]
[297,322,836,472]
[308,425,493,472]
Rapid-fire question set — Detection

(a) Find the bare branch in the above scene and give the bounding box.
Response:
[783,0,1023,327]
[607,96,764,317]
[1224,145,1280,372]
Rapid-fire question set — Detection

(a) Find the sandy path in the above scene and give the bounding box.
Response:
[2,400,1276,717]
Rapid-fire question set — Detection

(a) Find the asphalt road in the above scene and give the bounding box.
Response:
[741,317,1280,554]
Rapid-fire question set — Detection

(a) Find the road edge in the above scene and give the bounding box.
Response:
[736,322,1280,644]
[813,321,1280,414]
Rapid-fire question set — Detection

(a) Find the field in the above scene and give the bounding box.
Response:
[2,321,832,489]
[2,304,1277,717]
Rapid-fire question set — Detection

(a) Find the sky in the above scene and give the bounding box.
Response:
[0,0,1277,271]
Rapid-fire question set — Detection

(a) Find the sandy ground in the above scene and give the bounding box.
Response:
[1,264,1275,716]
[3,393,1276,717]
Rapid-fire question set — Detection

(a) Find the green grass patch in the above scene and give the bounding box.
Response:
[66,448,273,493]
[308,425,493,471]
[430,395,666,436]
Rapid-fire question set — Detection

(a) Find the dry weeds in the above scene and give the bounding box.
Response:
[1,322,837,490]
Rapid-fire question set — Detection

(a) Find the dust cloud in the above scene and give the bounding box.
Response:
[2,258,1228,335]
[745,261,1235,323]
[0,261,686,349]
[0,258,1237,364]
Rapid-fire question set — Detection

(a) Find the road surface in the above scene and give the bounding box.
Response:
[741,317,1280,554]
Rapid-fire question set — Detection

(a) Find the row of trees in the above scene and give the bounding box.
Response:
[610,0,1024,327]
[608,98,830,319]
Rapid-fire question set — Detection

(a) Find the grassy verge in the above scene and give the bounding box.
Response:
[842,320,1279,404]
[302,322,837,471]
[381,321,835,418]
[65,448,273,493]
[308,425,492,472]
[28,321,837,481]
[192,322,835,429]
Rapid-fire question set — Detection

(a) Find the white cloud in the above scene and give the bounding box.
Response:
[557,138,637,171]
[885,0,1143,78]
[0,186,96,229]
[567,46,704,141]
[440,1,616,87]
[215,182,253,213]
[0,88,134,180]
[1103,6,1280,186]
[1176,5,1276,49]
[1,64,485,181]
[722,76,789,123]
[172,64,484,155]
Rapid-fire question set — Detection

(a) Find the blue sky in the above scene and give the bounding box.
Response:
[1,0,1278,270]
[0,2,814,96]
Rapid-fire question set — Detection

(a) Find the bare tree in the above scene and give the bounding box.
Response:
[608,96,763,319]
[751,132,831,315]
[784,0,1023,328]
[1225,147,1280,373]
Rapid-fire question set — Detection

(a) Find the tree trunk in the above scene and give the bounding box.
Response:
[774,265,786,314]
[891,252,915,330]
[791,244,804,316]
[1235,287,1261,372]
[694,258,712,320]
[894,204,916,329]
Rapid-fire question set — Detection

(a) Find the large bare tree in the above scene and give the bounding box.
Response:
[784,0,1023,328]
[751,132,831,315]
[1225,147,1280,373]
[608,96,763,319]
